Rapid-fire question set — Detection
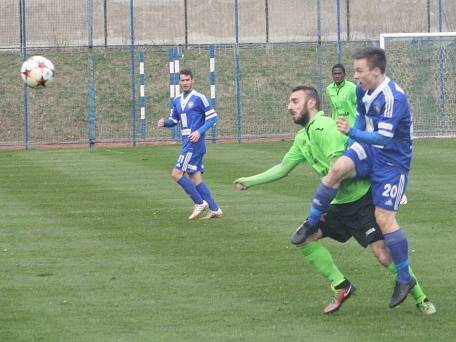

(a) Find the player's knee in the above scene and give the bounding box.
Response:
[326,157,354,186]
[171,169,183,182]
[188,172,202,186]
[374,207,398,232]
[325,168,344,188]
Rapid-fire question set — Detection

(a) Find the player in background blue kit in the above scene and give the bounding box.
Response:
[157,69,223,220]
[302,47,429,309]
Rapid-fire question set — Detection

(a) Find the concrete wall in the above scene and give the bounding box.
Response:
[1,0,455,48]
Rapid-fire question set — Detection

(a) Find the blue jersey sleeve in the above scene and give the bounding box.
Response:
[171,100,180,122]
[163,118,177,127]
[356,86,366,116]
[198,116,218,134]
[199,94,218,121]
[196,93,218,134]
[377,95,408,140]
[347,127,391,146]
[352,113,366,131]
[163,100,180,127]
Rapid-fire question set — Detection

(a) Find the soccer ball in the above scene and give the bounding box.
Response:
[20,55,55,88]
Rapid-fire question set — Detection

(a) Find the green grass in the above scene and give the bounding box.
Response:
[1,139,455,341]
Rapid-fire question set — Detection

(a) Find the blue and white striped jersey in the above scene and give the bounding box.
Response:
[169,90,218,154]
[356,77,412,171]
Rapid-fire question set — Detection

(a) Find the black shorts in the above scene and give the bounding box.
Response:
[318,189,383,248]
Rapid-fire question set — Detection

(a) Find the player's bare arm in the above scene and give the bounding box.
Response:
[157,117,165,128]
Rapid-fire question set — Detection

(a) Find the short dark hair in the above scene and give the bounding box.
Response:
[331,63,346,74]
[291,85,321,110]
[353,47,386,73]
[180,69,193,79]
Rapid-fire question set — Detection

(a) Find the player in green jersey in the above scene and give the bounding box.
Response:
[326,64,357,126]
[234,85,435,315]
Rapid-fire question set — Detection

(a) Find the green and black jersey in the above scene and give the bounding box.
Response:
[238,111,370,204]
[326,80,357,126]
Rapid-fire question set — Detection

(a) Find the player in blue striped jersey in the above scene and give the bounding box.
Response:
[304,47,430,310]
[158,69,222,220]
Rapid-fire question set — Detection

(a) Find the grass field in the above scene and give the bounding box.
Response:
[1,139,455,341]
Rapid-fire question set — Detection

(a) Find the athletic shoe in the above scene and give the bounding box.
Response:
[389,278,417,308]
[416,298,437,315]
[291,219,319,245]
[188,201,208,220]
[324,282,357,314]
[203,208,223,219]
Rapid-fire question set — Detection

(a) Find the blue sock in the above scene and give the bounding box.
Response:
[384,229,412,284]
[307,183,337,225]
[177,177,204,204]
[196,182,219,211]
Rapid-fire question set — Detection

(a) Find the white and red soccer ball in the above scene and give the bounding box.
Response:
[21,55,55,88]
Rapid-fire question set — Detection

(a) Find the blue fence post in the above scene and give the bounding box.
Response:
[316,0,324,99]
[336,0,342,63]
[438,0,443,32]
[139,50,146,139]
[209,44,217,143]
[129,0,137,146]
[437,0,445,130]
[87,0,96,149]
[174,47,181,99]
[438,45,446,131]
[172,47,181,140]
[19,0,30,150]
[168,48,175,140]
[233,0,242,143]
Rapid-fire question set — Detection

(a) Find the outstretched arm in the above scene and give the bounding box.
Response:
[234,160,298,190]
